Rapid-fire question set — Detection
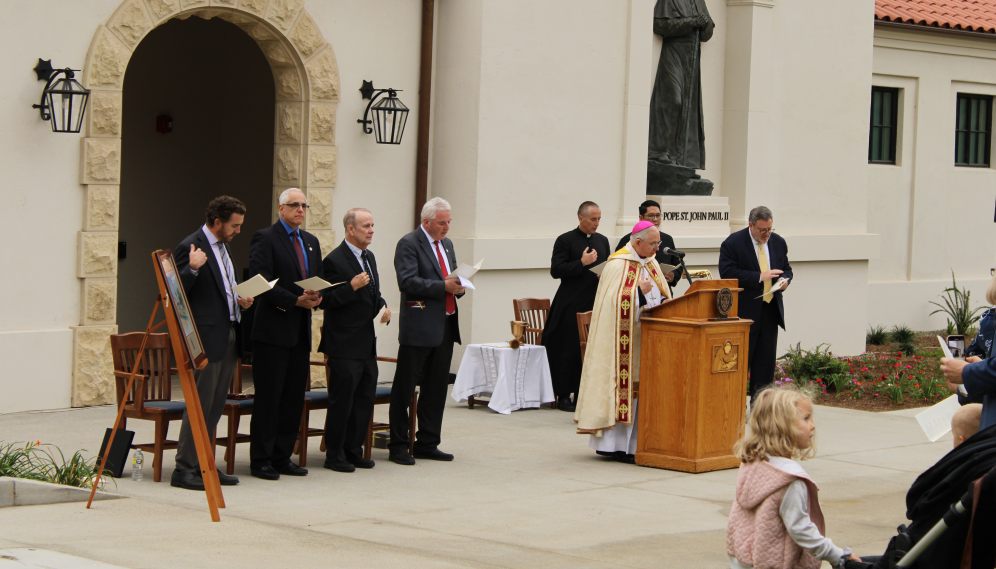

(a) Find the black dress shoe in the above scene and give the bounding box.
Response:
[216,470,239,486]
[389,450,416,465]
[348,457,375,469]
[275,462,308,476]
[557,396,576,412]
[323,458,355,473]
[595,451,615,458]
[170,469,205,491]
[615,453,636,464]
[413,448,454,461]
[250,465,280,480]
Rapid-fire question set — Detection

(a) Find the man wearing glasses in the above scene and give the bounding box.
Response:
[247,188,324,480]
[615,199,683,296]
[575,221,670,463]
[719,206,793,402]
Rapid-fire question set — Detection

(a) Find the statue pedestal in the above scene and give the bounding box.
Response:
[649,195,730,237]
[647,161,714,196]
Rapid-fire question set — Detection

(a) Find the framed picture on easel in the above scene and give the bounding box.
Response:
[154,250,207,369]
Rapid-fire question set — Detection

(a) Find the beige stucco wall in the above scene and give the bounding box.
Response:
[869,25,996,331]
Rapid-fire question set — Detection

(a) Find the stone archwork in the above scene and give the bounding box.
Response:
[72,0,340,407]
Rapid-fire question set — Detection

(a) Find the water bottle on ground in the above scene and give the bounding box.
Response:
[132,449,144,481]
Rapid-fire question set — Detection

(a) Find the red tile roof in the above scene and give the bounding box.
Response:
[876,0,996,34]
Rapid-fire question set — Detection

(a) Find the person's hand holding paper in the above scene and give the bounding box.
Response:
[232,274,278,299]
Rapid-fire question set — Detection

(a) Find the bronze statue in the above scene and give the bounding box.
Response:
[648,0,715,196]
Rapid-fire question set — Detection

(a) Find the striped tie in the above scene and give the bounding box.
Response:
[217,242,240,322]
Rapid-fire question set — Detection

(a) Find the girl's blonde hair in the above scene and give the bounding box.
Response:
[733,384,817,463]
[986,270,996,306]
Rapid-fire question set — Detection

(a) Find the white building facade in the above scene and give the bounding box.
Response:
[0,0,992,413]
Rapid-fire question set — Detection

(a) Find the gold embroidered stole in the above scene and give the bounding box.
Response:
[612,252,668,424]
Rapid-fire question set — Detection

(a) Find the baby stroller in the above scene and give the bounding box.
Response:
[845,423,996,569]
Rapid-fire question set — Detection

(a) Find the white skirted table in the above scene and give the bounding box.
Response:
[451,343,555,414]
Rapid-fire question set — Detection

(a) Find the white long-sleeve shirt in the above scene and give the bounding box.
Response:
[730,456,849,569]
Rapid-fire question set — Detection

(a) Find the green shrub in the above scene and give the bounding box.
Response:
[0,441,110,491]
[779,343,850,392]
[890,325,915,344]
[930,271,985,335]
[946,320,957,335]
[897,341,916,357]
[866,325,888,345]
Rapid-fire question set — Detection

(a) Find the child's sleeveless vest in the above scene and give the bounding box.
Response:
[726,460,824,569]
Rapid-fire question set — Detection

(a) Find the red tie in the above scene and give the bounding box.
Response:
[291,230,307,278]
[434,241,456,315]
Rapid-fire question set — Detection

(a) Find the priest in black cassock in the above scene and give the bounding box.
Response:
[542,201,611,412]
[615,199,683,297]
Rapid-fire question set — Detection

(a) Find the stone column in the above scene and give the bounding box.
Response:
[721,0,774,228]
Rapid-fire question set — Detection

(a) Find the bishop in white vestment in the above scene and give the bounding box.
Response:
[574,221,671,461]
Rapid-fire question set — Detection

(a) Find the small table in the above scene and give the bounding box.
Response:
[452,344,555,414]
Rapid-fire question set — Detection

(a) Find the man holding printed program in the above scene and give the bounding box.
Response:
[719,206,792,401]
[172,196,252,491]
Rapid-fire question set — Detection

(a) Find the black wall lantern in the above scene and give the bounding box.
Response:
[357,80,409,145]
[32,58,90,134]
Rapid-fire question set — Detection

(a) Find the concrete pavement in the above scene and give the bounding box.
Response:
[0,393,951,568]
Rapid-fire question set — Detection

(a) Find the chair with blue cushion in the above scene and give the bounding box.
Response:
[363,357,417,460]
[216,359,254,475]
[294,355,331,467]
[110,332,186,482]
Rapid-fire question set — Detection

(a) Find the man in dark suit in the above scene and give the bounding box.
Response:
[171,196,251,491]
[389,197,465,465]
[718,206,793,400]
[319,208,391,473]
[615,199,683,295]
[248,188,324,480]
[542,201,610,411]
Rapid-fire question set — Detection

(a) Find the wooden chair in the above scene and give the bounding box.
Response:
[295,355,330,467]
[513,298,550,345]
[365,357,417,460]
[577,311,592,363]
[215,359,253,475]
[110,332,185,483]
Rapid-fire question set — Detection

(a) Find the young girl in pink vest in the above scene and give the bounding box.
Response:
[726,386,861,569]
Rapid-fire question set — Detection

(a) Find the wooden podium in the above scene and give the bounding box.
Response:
[635,279,751,473]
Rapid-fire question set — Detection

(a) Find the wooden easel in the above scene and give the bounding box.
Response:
[88,251,225,521]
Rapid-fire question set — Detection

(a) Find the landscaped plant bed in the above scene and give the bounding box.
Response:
[776,331,951,412]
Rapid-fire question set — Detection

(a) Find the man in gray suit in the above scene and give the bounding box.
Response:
[388,197,465,465]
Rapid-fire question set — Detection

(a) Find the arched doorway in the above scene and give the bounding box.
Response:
[73,2,340,407]
[117,16,275,333]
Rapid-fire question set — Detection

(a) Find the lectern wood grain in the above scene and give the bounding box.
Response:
[636,279,751,473]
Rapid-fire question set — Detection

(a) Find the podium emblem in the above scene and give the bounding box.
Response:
[716,287,734,317]
[712,340,739,373]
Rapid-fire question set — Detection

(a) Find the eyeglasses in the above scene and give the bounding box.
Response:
[756,227,774,235]
[645,240,661,248]
[644,213,662,220]
[281,202,310,210]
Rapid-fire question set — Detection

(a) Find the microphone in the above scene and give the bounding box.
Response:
[662,247,686,259]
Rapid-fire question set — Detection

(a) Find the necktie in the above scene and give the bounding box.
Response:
[217,242,240,323]
[360,250,376,301]
[291,230,307,278]
[434,241,456,315]
[757,242,772,304]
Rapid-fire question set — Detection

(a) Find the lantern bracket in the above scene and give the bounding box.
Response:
[357,81,402,135]
[32,67,79,122]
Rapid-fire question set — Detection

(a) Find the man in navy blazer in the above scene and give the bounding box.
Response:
[247,188,324,480]
[318,208,391,472]
[944,355,996,431]
[389,197,465,465]
[172,196,251,491]
[718,206,793,399]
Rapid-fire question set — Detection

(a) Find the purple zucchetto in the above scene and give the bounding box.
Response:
[631,220,655,235]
